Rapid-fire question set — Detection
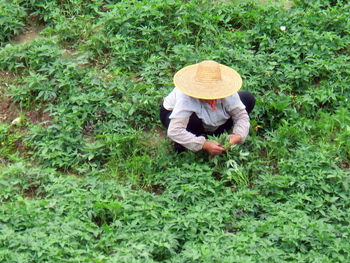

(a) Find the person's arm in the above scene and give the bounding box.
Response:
[167,118,225,155]
[167,117,206,151]
[228,107,250,144]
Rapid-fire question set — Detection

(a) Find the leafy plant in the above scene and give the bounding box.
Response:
[1,0,350,262]
[0,1,27,46]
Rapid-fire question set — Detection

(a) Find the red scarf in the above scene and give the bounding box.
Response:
[208,100,217,111]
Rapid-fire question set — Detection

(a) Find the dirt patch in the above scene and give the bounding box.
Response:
[0,71,16,89]
[144,184,166,195]
[25,109,52,126]
[0,105,52,126]
[156,126,166,140]
[0,100,20,124]
[23,184,42,199]
[12,13,44,45]
[0,71,20,123]
[62,47,77,58]
[1,71,52,125]
[338,159,350,170]
[12,24,44,45]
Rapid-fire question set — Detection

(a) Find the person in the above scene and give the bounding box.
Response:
[160,60,255,156]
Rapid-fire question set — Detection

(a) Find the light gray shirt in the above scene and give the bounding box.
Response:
[163,88,250,151]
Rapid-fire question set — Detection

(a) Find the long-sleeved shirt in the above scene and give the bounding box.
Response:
[163,88,250,151]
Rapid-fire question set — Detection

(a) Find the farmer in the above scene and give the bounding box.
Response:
[160,60,255,156]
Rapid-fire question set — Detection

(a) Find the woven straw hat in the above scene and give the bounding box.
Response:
[173,60,242,100]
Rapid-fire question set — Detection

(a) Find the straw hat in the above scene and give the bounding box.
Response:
[173,60,242,100]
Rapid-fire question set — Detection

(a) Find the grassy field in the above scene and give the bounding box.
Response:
[0,0,350,262]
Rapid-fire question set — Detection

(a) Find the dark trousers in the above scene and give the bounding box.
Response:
[160,91,255,151]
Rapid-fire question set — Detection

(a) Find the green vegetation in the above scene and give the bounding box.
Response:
[0,0,349,262]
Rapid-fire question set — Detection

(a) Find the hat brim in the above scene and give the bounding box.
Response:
[173,63,242,100]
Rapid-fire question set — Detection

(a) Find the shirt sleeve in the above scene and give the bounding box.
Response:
[229,107,250,143]
[167,117,206,152]
[224,94,250,143]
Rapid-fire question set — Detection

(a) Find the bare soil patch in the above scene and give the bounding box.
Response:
[0,99,19,124]
[0,99,52,126]
[25,109,52,126]
[0,71,20,123]
[0,71,52,125]
[12,25,44,45]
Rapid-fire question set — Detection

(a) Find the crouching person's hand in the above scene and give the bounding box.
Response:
[202,141,225,156]
[229,134,243,145]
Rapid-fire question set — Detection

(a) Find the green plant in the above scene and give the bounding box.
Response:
[0,1,27,46]
[207,133,251,185]
[1,0,350,262]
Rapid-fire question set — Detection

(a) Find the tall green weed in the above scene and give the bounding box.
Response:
[0,1,27,46]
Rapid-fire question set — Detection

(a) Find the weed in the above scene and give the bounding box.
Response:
[1,0,350,261]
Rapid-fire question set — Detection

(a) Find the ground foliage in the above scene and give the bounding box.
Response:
[0,0,350,262]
